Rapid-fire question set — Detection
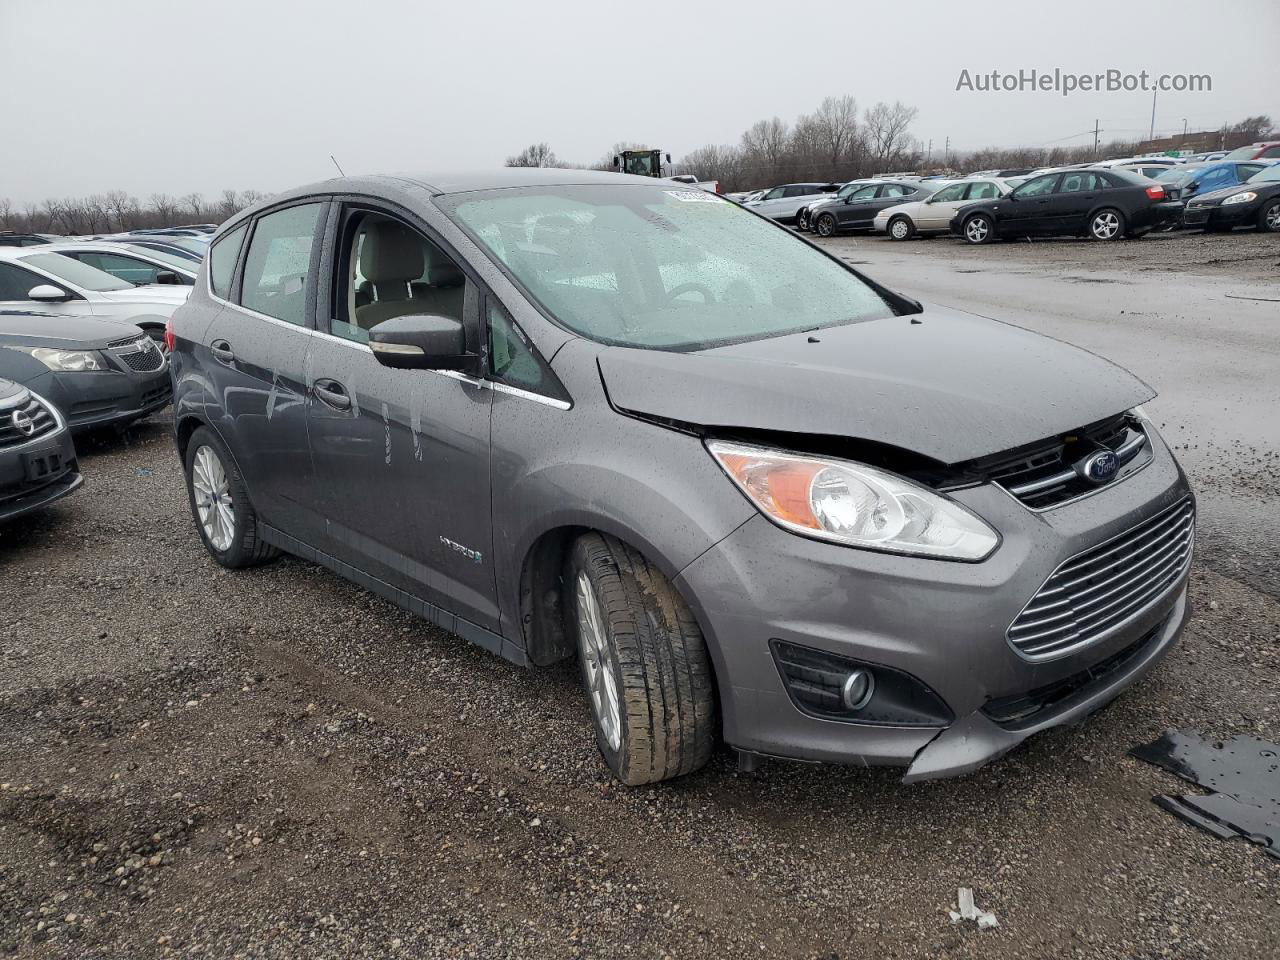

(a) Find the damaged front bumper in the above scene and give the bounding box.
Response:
[675,428,1193,782]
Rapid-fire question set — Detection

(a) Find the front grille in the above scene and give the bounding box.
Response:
[1008,498,1194,660]
[0,394,59,449]
[111,337,164,372]
[980,413,1150,510]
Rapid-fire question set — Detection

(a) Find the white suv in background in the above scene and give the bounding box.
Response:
[0,247,189,344]
[743,182,837,222]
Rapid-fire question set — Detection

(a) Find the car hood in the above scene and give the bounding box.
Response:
[0,377,24,404]
[1191,181,1272,204]
[597,304,1154,464]
[0,312,143,349]
[96,286,190,306]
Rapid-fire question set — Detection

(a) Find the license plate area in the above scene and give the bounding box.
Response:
[22,449,64,483]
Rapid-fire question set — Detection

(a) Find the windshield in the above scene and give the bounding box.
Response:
[441,184,899,350]
[1156,165,1204,183]
[124,244,193,272]
[19,252,133,291]
[1248,164,1280,183]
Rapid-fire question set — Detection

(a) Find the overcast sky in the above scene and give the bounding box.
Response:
[2,0,1277,204]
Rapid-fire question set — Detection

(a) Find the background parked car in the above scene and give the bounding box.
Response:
[1111,162,1185,180]
[0,232,52,248]
[810,180,940,237]
[39,242,198,286]
[1155,160,1275,200]
[1219,141,1280,162]
[0,248,189,344]
[743,183,838,223]
[1181,163,1280,233]
[0,310,172,433]
[952,168,1183,243]
[100,233,210,261]
[796,180,877,232]
[0,375,81,522]
[873,178,1018,240]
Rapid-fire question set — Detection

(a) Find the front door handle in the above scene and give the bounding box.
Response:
[313,378,352,411]
[210,339,235,363]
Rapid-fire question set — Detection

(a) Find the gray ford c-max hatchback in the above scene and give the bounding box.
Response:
[169,169,1193,785]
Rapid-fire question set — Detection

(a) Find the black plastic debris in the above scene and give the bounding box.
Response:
[1130,729,1279,860]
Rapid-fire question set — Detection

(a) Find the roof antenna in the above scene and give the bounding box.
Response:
[330,155,346,176]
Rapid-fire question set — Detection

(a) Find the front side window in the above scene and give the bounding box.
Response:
[762,187,785,201]
[208,224,247,299]
[929,183,967,203]
[240,204,322,325]
[1012,174,1059,198]
[1248,164,1280,183]
[966,182,999,200]
[441,183,900,351]
[488,301,566,401]
[17,252,131,292]
[330,211,468,344]
[848,186,878,201]
[0,262,52,300]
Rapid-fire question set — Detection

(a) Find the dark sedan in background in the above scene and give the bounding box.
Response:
[1182,164,1280,233]
[0,311,172,433]
[810,179,939,236]
[951,169,1184,243]
[0,376,81,523]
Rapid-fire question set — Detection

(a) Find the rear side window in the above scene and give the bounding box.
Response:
[966,182,999,200]
[209,224,247,299]
[1260,146,1280,158]
[240,204,322,325]
[879,184,910,198]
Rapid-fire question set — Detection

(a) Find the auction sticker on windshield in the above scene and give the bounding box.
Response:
[665,190,725,203]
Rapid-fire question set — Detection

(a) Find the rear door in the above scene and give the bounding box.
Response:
[1051,171,1106,232]
[202,201,324,538]
[305,200,499,631]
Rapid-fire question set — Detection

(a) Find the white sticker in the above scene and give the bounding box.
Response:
[664,190,725,203]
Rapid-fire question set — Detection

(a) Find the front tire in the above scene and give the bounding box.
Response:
[962,214,994,244]
[1258,199,1280,232]
[814,213,838,237]
[565,533,715,786]
[888,216,915,241]
[184,426,278,569]
[796,208,810,231]
[1088,208,1125,241]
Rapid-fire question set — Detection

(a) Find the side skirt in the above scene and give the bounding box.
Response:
[259,523,529,667]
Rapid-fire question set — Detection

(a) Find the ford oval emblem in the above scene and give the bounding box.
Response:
[1082,450,1120,484]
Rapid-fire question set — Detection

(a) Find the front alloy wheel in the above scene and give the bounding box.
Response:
[575,570,623,751]
[1259,199,1280,232]
[963,215,993,244]
[815,214,837,237]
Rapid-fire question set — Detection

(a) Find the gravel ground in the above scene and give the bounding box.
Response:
[1,234,1278,959]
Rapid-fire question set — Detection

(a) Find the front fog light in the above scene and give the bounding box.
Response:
[841,670,875,710]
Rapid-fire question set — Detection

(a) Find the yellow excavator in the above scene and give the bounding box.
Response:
[612,149,719,192]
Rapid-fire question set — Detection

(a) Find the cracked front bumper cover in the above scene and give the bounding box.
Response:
[902,589,1188,783]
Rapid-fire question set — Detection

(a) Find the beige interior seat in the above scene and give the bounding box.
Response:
[353,220,465,330]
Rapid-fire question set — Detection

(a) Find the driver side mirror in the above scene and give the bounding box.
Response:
[27,284,70,302]
[154,270,181,285]
[368,314,473,371]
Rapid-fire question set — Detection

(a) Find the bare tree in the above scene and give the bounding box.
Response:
[864,101,919,165]
[505,142,559,167]
[149,193,178,224]
[740,117,789,180]
[182,192,205,220]
[811,95,861,175]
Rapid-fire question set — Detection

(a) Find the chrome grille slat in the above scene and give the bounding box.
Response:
[0,395,60,449]
[1007,498,1195,660]
[1018,528,1193,623]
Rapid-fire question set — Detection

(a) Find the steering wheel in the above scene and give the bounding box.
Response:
[665,282,716,303]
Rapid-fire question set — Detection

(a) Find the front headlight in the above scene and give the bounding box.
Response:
[20,347,107,372]
[707,441,999,561]
[1222,192,1257,205]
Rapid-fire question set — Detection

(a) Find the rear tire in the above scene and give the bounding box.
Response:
[1088,208,1125,241]
[962,214,994,244]
[814,213,838,237]
[1258,199,1280,232]
[183,426,278,569]
[888,216,915,241]
[565,533,715,786]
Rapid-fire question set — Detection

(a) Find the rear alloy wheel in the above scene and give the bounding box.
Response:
[1088,208,1125,241]
[565,533,715,786]
[1258,199,1280,232]
[814,213,838,237]
[888,216,915,241]
[963,214,994,244]
[183,426,278,569]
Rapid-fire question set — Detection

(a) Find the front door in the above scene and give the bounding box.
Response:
[306,205,498,630]
[202,201,324,537]
[995,173,1060,235]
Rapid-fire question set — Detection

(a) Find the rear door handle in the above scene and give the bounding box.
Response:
[210,339,235,363]
[313,378,352,411]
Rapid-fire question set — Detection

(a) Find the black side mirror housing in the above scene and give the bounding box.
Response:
[368,314,472,371]
[154,270,180,285]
